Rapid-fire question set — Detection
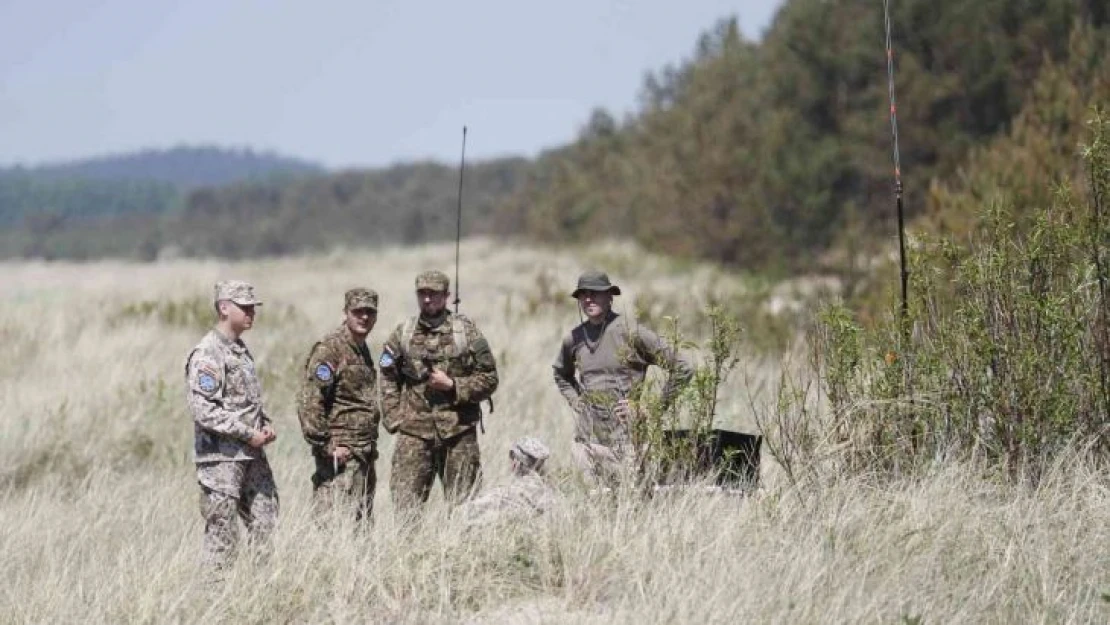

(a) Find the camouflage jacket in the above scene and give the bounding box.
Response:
[552,312,693,446]
[455,473,556,527]
[185,328,270,463]
[380,312,498,440]
[297,324,380,460]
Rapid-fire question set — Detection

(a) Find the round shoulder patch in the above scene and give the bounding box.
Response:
[198,373,217,393]
[379,352,395,368]
[314,363,334,382]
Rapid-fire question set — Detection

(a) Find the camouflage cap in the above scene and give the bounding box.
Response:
[571,270,621,298]
[415,270,450,292]
[213,280,263,306]
[344,287,378,311]
[510,436,550,470]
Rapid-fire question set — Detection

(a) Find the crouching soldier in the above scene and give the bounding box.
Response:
[455,436,558,527]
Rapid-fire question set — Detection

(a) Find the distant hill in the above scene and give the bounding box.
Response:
[0,155,530,260]
[2,145,324,188]
[0,146,325,226]
[6,0,1107,267]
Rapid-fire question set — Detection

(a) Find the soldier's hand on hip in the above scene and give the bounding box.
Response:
[332,445,352,464]
[427,368,455,391]
[247,430,271,448]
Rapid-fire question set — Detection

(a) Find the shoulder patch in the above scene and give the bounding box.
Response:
[379,351,395,368]
[314,363,334,382]
[197,372,218,393]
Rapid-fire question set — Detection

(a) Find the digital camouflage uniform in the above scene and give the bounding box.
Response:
[552,272,694,486]
[297,288,381,521]
[380,271,499,513]
[455,437,558,527]
[455,474,557,527]
[185,281,278,569]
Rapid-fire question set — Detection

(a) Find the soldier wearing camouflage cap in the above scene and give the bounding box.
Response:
[184,280,278,570]
[380,270,500,514]
[552,270,693,487]
[455,436,558,527]
[510,436,551,475]
[297,287,383,521]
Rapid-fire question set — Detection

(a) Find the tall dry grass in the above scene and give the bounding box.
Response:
[1,239,1107,623]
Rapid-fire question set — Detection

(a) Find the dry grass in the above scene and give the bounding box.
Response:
[1,239,1107,623]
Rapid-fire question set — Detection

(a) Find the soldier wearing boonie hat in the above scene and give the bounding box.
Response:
[570,270,622,298]
[380,270,500,515]
[185,280,278,571]
[552,270,694,487]
[297,287,382,521]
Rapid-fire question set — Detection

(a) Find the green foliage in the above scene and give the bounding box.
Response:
[775,113,1110,480]
[495,1,1098,273]
[0,157,529,261]
[5,2,1106,273]
[0,173,182,226]
[1,145,321,188]
[631,307,751,489]
[925,23,1110,237]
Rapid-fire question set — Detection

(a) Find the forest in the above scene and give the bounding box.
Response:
[2,0,1107,272]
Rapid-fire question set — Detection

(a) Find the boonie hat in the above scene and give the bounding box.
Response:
[571,270,621,298]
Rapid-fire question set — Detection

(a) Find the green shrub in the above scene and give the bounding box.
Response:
[770,110,1110,482]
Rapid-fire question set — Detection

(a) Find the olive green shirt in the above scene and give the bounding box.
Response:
[552,312,693,446]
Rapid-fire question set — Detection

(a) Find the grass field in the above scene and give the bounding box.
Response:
[1,239,1107,623]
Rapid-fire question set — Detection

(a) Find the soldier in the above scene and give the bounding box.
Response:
[297,288,382,521]
[552,270,694,486]
[185,280,279,570]
[455,436,558,527]
[380,270,499,515]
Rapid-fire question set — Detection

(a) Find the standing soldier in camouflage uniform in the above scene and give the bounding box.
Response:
[380,270,499,515]
[297,288,382,521]
[185,280,279,570]
[552,270,694,486]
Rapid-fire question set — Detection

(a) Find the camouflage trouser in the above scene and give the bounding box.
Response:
[196,458,279,570]
[311,454,376,522]
[391,429,481,515]
[572,440,637,488]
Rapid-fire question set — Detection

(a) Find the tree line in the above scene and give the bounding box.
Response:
[2,0,1107,268]
[495,0,1109,272]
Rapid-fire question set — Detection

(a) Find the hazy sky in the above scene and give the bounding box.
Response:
[0,0,782,169]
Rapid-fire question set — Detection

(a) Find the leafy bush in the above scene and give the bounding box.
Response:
[764,111,1110,482]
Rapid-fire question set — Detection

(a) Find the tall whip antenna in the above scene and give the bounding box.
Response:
[454,125,467,314]
[884,0,909,334]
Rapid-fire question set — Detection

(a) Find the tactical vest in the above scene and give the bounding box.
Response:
[399,315,469,360]
[396,314,492,426]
